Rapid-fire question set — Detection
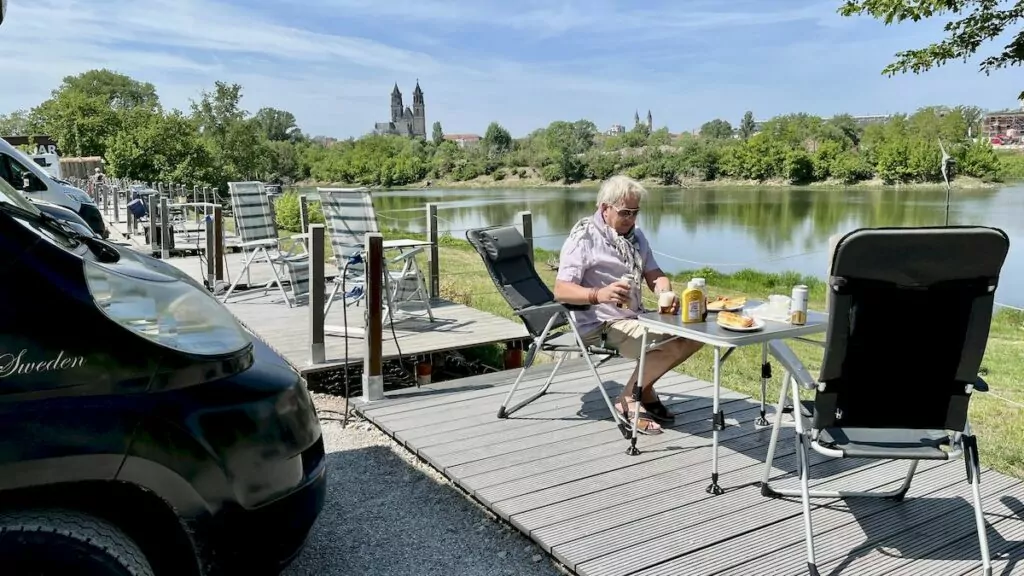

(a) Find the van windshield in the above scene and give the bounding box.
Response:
[0,176,42,215]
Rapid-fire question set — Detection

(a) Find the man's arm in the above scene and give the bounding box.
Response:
[644,268,672,294]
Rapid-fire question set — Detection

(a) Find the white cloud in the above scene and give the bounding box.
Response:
[1,0,1020,140]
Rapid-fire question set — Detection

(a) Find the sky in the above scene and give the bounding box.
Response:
[2,0,1022,139]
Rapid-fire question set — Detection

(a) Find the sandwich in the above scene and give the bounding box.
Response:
[707,296,747,310]
[717,311,754,328]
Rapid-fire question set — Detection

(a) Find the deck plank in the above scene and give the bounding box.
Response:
[352,364,1024,576]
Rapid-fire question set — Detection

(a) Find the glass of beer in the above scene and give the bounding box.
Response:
[658,290,677,314]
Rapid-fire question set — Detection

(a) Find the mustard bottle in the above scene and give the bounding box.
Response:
[681,281,704,323]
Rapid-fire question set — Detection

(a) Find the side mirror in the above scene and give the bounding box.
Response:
[22,174,45,193]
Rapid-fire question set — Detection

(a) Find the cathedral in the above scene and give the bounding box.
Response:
[374,81,426,138]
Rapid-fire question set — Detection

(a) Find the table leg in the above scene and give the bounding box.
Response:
[707,346,725,495]
[755,342,771,428]
[627,328,649,456]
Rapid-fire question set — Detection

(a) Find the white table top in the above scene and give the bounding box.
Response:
[636,301,828,348]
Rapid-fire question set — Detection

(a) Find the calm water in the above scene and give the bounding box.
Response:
[294,184,1024,308]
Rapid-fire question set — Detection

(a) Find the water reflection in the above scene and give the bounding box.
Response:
[291,184,1023,307]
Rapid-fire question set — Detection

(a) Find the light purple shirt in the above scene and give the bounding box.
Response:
[556,209,660,335]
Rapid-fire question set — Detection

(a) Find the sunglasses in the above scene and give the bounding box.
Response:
[609,205,641,218]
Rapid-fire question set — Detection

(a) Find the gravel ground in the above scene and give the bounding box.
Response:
[283,395,569,576]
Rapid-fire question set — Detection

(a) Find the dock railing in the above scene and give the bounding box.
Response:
[299,203,535,402]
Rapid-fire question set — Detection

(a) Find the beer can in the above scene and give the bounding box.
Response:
[790,284,808,325]
[617,274,634,309]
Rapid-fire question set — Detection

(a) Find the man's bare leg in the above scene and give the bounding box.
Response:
[620,339,704,404]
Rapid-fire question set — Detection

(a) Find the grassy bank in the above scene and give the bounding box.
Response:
[295,172,1006,191]
[370,227,1024,479]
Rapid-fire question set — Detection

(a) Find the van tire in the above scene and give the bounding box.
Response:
[0,509,155,576]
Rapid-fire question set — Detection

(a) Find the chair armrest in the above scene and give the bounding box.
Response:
[767,341,818,390]
[238,238,279,248]
[974,376,989,393]
[512,302,591,318]
[387,247,425,263]
[289,233,310,240]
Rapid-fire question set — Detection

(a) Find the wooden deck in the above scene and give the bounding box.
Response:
[354,357,1024,576]
[159,253,529,375]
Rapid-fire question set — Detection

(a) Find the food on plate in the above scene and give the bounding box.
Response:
[706,295,747,311]
[717,311,754,328]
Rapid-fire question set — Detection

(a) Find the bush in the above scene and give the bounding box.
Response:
[274,190,325,232]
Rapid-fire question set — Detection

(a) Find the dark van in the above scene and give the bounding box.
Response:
[0,178,326,575]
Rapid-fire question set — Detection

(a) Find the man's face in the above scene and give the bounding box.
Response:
[602,196,640,235]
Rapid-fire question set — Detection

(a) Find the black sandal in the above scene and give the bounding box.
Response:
[642,398,675,423]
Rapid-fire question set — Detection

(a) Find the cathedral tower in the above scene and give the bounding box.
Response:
[647,110,653,130]
[412,80,426,138]
[391,83,403,123]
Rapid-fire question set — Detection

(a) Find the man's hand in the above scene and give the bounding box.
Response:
[598,280,631,306]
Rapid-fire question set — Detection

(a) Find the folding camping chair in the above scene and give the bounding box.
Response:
[221,182,309,307]
[318,187,433,338]
[466,225,637,435]
[759,225,1010,576]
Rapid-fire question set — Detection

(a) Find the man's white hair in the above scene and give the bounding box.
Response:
[596,175,647,207]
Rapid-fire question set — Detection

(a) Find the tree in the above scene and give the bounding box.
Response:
[104,108,212,186]
[739,111,756,140]
[0,110,36,136]
[483,122,512,156]
[700,118,734,139]
[253,107,301,142]
[31,69,160,157]
[432,121,444,145]
[839,0,1024,98]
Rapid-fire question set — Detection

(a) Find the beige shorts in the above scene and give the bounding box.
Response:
[582,319,678,359]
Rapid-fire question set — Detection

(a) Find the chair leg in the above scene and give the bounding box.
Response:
[324,278,342,315]
[761,369,792,496]
[796,434,819,576]
[965,435,993,576]
[497,350,566,419]
[221,245,261,303]
[564,319,623,438]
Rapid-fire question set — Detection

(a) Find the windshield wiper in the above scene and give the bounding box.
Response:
[0,202,120,263]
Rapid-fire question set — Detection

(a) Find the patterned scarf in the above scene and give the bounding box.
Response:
[566,209,644,304]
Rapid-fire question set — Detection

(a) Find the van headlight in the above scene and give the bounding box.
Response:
[84,260,251,356]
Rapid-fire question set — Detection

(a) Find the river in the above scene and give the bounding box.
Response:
[292,184,1024,309]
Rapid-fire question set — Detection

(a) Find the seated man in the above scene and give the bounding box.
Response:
[554,175,703,434]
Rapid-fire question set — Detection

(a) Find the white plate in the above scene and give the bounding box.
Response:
[716,316,765,332]
[707,302,745,312]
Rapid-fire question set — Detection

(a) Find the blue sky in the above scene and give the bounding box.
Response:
[2,0,1021,138]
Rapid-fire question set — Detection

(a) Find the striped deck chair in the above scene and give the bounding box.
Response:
[221,181,310,307]
[317,187,433,337]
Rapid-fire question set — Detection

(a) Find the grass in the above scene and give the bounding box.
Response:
[277,222,1024,479]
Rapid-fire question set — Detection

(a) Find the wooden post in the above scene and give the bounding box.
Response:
[205,214,216,289]
[309,224,326,365]
[517,210,534,265]
[148,194,158,254]
[212,205,225,281]
[112,185,119,224]
[160,196,171,260]
[426,203,440,298]
[362,232,384,402]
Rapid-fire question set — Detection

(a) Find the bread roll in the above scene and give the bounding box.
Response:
[717,311,754,328]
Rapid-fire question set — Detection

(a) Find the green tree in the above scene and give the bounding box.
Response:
[700,118,734,139]
[483,122,512,156]
[0,110,36,136]
[431,121,444,145]
[104,108,212,186]
[839,0,1024,98]
[253,107,301,142]
[738,111,756,140]
[31,69,160,157]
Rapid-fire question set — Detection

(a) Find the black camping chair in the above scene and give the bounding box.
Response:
[760,225,1010,576]
[466,225,632,437]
